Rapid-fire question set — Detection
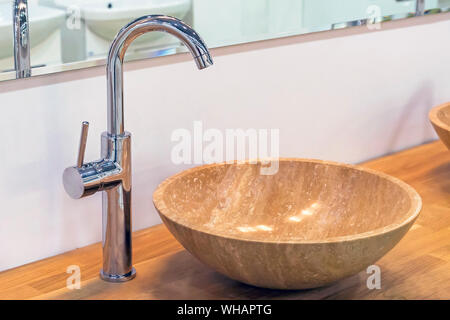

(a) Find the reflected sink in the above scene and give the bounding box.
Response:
[153,159,421,290]
[429,102,450,150]
[51,0,192,42]
[0,3,64,59]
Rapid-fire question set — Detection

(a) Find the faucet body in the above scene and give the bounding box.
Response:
[13,0,31,78]
[63,15,212,282]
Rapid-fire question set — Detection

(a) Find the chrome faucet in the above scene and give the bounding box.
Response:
[13,0,31,78]
[63,15,213,282]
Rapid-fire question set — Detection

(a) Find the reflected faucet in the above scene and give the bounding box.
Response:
[416,0,425,16]
[62,15,213,282]
[13,0,31,78]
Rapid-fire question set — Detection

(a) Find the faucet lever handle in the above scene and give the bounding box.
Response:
[77,121,89,168]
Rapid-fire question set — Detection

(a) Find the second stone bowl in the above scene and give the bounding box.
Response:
[153,159,422,290]
[429,102,450,150]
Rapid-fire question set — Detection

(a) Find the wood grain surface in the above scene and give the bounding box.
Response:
[0,141,448,300]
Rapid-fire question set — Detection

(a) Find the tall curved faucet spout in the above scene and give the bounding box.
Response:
[106,15,213,136]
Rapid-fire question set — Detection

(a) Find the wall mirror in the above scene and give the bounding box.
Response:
[1,0,449,81]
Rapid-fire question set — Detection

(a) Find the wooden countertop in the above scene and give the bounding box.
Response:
[0,141,449,300]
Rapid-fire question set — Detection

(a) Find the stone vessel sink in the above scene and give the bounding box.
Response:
[153,159,422,290]
[429,102,450,150]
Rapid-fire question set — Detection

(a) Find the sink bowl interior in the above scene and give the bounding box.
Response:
[429,102,450,150]
[155,160,420,242]
[153,159,421,289]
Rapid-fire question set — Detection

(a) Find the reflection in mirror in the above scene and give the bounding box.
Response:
[1,0,64,76]
[13,0,31,78]
[0,0,448,81]
[40,0,193,62]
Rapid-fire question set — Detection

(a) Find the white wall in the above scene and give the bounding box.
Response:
[0,14,449,272]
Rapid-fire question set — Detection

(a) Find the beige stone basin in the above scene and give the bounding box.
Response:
[153,159,422,290]
[429,102,450,150]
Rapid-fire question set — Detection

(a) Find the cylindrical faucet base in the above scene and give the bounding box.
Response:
[100,132,135,281]
[100,267,136,282]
